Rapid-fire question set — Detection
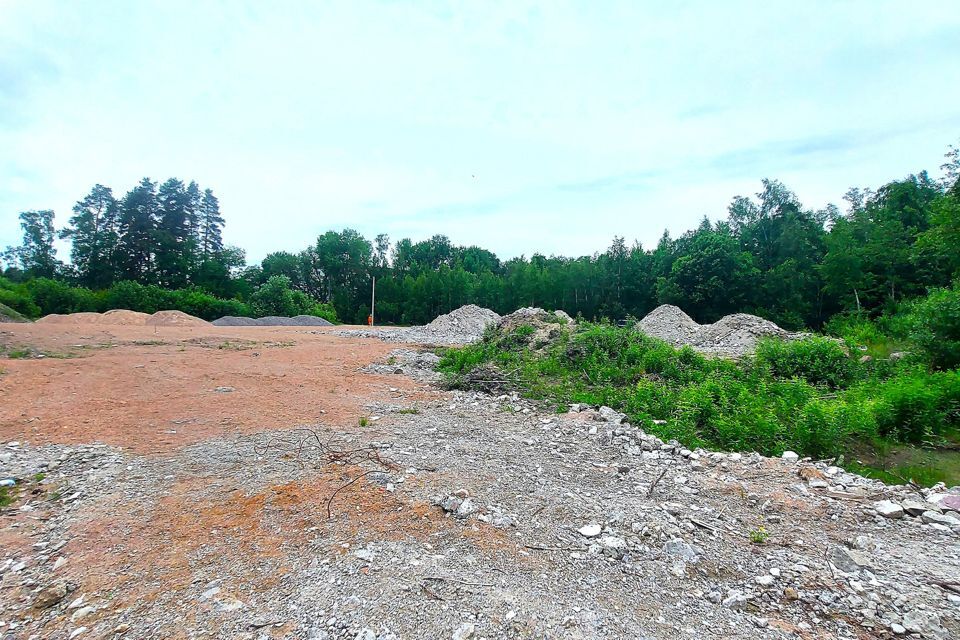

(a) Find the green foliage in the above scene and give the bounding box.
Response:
[439,321,960,465]
[25,278,99,315]
[0,277,41,318]
[754,336,854,388]
[0,486,14,508]
[901,282,960,369]
[749,526,769,544]
[251,275,318,318]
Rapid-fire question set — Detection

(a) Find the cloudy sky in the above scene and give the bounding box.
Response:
[2,0,959,263]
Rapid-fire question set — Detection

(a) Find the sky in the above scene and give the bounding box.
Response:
[2,0,959,264]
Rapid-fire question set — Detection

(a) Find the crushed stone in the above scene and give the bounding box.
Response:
[334,304,501,345]
[638,305,807,357]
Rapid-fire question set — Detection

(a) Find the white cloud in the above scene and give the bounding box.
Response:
[1,0,958,262]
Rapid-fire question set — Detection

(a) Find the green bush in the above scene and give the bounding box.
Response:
[0,278,40,318]
[866,369,960,443]
[24,278,99,315]
[754,336,855,388]
[101,281,176,314]
[251,275,317,317]
[903,283,960,369]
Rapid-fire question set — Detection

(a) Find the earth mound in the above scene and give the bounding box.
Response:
[0,302,29,323]
[146,310,210,327]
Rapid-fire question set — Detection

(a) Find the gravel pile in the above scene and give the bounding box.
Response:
[335,305,500,345]
[638,305,806,357]
[212,315,334,327]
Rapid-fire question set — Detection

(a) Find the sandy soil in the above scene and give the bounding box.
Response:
[0,323,433,453]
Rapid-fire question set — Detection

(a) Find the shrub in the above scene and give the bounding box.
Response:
[102,281,176,314]
[250,275,317,317]
[867,369,960,443]
[0,279,40,318]
[24,278,98,315]
[903,283,960,369]
[754,337,855,388]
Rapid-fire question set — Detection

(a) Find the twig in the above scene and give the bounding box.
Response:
[690,518,719,533]
[523,544,580,552]
[928,580,960,595]
[325,470,382,519]
[423,576,495,588]
[420,584,445,601]
[647,468,669,497]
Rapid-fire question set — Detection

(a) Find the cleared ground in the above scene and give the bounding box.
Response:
[1,323,958,640]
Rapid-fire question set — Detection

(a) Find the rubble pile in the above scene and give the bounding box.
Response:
[638,305,807,357]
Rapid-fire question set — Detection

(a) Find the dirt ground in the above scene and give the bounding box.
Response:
[1,322,958,640]
[0,323,434,452]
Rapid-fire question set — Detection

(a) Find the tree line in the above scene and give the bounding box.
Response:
[3,141,960,326]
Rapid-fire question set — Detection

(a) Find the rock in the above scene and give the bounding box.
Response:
[455,498,477,518]
[452,622,475,640]
[355,629,376,640]
[902,498,940,517]
[902,609,944,636]
[828,546,873,574]
[598,536,628,559]
[69,628,88,639]
[113,624,130,634]
[214,386,235,393]
[663,538,699,563]
[755,575,775,587]
[598,406,627,424]
[578,524,602,538]
[859,355,872,363]
[439,496,462,513]
[783,587,799,601]
[934,494,960,514]
[781,451,799,463]
[808,479,829,489]
[722,590,748,610]
[71,606,95,622]
[874,500,904,519]
[33,581,68,609]
[921,510,960,529]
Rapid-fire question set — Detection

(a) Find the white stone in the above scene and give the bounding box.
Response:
[781,451,799,463]
[578,524,602,538]
[873,500,904,519]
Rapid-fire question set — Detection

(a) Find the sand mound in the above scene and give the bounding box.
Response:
[101,310,152,325]
[36,312,102,325]
[145,310,209,327]
[638,305,804,357]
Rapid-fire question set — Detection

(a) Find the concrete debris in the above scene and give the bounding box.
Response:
[637,304,807,357]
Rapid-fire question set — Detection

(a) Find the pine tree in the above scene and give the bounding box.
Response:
[155,178,194,287]
[3,210,61,278]
[184,180,202,242]
[61,184,119,288]
[198,188,224,257]
[116,178,158,282]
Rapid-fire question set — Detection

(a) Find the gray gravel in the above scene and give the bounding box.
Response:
[2,384,958,639]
